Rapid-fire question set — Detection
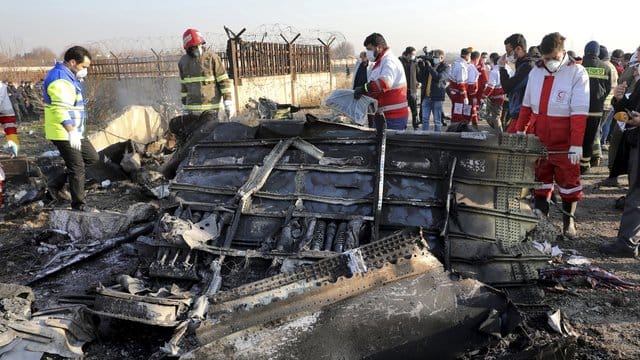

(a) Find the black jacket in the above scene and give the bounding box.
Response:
[611,79,640,178]
[582,54,612,114]
[419,62,450,101]
[399,57,418,96]
[499,56,534,119]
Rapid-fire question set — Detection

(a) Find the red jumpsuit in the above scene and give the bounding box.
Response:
[511,60,590,203]
[466,62,480,124]
[448,57,468,123]
[0,82,18,208]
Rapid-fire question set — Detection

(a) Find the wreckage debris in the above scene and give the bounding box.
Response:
[539,266,640,290]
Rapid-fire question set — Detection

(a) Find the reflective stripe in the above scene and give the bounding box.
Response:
[220,88,232,94]
[584,67,608,80]
[588,112,602,117]
[380,101,409,112]
[557,184,582,194]
[180,76,216,84]
[184,103,220,111]
[537,183,554,190]
[180,92,188,97]
[216,74,229,81]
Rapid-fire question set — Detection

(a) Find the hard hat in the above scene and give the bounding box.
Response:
[183,28,205,49]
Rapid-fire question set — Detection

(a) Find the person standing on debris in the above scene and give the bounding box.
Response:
[0,80,19,157]
[43,46,99,212]
[399,47,420,129]
[508,32,590,239]
[419,50,450,132]
[500,34,534,132]
[447,48,470,123]
[579,41,611,174]
[175,29,233,126]
[599,76,640,257]
[481,53,507,133]
[352,51,372,90]
[353,33,408,130]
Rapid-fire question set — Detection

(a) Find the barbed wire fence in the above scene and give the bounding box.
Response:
[81,24,352,125]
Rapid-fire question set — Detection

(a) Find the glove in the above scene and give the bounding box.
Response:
[223,99,234,118]
[354,86,366,100]
[516,131,525,136]
[4,140,18,157]
[568,146,583,165]
[68,130,82,151]
[463,97,469,105]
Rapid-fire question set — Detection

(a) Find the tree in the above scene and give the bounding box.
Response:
[16,47,57,65]
[331,41,355,59]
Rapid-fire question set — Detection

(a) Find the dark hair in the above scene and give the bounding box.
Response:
[403,46,416,55]
[64,46,92,63]
[504,33,527,51]
[489,52,500,65]
[470,51,480,60]
[433,49,444,57]
[460,48,470,56]
[539,32,565,55]
[363,33,387,48]
[481,52,488,57]
[624,53,632,61]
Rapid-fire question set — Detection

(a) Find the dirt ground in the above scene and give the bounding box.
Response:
[1,115,639,359]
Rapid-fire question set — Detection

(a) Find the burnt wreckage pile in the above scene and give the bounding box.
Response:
[88,118,551,358]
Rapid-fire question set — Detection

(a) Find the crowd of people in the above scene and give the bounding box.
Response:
[0,79,44,122]
[351,32,640,258]
[1,30,639,259]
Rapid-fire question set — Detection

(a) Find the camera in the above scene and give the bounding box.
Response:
[416,46,437,66]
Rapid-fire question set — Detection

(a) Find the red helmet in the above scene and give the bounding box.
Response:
[182,28,205,49]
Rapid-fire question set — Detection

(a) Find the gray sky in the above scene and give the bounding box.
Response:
[2,0,639,58]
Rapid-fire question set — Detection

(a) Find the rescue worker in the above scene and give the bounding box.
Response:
[599,78,640,257]
[170,28,234,144]
[481,53,507,133]
[500,34,534,132]
[508,32,590,239]
[399,47,419,129]
[466,51,481,127]
[353,33,408,130]
[0,80,19,157]
[474,51,489,122]
[43,46,99,212]
[580,41,611,174]
[447,48,470,123]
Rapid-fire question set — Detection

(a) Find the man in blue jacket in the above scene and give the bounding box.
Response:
[43,46,99,212]
[419,50,450,132]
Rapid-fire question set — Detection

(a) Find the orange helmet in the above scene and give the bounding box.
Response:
[182,28,205,49]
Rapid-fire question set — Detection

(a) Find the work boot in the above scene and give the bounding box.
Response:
[533,196,550,217]
[562,201,577,239]
[599,241,638,258]
[599,176,619,187]
[590,157,601,167]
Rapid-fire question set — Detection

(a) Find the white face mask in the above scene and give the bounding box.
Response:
[544,53,566,73]
[76,68,88,79]
[366,50,376,62]
[410,55,416,61]
[506,52,516,64]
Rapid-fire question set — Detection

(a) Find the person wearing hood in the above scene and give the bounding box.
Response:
[579,41,611,174]
[508,32,590,239]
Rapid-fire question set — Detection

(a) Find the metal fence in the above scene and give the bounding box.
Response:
[89,38,331,81]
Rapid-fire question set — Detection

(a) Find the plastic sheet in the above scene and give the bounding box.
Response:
[323,90,377,126]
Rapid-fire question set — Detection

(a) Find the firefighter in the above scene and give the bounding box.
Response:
[508,32,590,239]
[448,48,470,123]
[0,80,19,157]
[170,28,234,143]
[353,33,408,130]
[580,41,611,174]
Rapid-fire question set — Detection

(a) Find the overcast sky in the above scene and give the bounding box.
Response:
[2,0,639,58]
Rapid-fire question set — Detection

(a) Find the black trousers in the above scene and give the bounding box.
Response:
[52,139,99,209]
[408,93,418,129]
